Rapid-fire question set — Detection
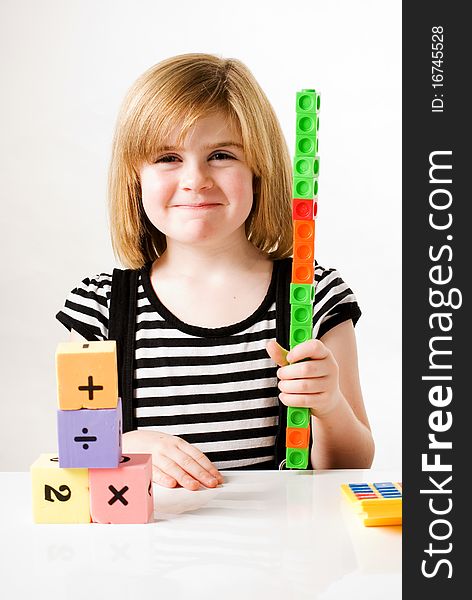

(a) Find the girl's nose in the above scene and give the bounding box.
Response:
[180,161,214,192]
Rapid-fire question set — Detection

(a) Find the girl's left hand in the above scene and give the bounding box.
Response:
[266,338,342,418]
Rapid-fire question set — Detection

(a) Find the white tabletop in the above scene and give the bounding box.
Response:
[0,468,401,599]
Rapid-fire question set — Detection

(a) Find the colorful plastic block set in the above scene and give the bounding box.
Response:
[30,341,154,524]
[341,481,403,526]
[286,89,320,469]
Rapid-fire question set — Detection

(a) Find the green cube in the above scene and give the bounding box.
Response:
[291,304,312,327]
[296,89,321,115]
[287,406,310,428]
[290,283,315,305]
[293,155,320,178]
[292,176,317,200]
[286,447,309,469]
[295,134,317,156]
[296,113,318,136]
[290,323,312,348]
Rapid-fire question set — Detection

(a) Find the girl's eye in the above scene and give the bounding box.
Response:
[210,152,234,161]
[155,155,179,163]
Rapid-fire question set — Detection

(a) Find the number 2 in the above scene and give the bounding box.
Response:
[44,484,72,502]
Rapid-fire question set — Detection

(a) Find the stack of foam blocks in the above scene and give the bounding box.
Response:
[30,341,154,524]
[285,89,320,469]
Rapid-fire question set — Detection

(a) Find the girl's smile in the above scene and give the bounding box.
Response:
[171,203,223,209]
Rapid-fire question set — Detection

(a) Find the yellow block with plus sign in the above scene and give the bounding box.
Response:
[55,341,118,410]
[30,453,90,523]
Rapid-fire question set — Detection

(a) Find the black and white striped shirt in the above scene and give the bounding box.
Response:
[56,261,361,470]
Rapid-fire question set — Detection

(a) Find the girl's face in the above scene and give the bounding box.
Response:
[139,112,254,248]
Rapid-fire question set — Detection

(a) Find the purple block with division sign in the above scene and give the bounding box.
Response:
[58,398,122,468]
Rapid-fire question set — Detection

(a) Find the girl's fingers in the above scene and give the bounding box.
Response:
[278,392,315,409]
[266,339,290,367]
[278,376,328,395]
[176,440,224,484]
[277,360,328,380]
[158,455,202,491]
[152,465,177,488]
[171,447,220,489]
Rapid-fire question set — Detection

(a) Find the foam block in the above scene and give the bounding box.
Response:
[30,453,90,523]
[58,399,122,468]
[56,341,118,410]
[89,454,154,524]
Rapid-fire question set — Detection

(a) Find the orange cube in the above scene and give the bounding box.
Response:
[294,220,315,245]
[292,261,314,284]
[56,341,118,410]
[286,426,310,449]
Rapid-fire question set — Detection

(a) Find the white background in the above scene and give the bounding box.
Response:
[0,0,401,471]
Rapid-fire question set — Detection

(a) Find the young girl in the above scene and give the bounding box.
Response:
[56,53,374,491]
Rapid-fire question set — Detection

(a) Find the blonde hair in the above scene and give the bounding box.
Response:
[108,53,293,269]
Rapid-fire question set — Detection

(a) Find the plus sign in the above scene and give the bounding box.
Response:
[78,375,104,400]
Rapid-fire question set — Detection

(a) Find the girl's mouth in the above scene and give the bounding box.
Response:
[174,203,221,209]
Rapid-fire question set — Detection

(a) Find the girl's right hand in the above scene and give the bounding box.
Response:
[122,430,224,491]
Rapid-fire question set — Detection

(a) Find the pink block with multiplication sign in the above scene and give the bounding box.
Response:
[89,454,154,524]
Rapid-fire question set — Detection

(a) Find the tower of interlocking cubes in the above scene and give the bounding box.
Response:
[286,89,320,469]
[30,340,154,523]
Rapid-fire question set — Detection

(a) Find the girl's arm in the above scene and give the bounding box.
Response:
[309,320,374,469]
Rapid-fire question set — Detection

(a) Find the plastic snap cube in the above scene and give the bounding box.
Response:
[286,447,309,469]
[286,426,310,449]
[295,134,317,156]
[296,113,318,136]
[292,176,317,200]
[292,198,314,221]
[290,283,315,305]
[287,406,310,428]
[296,89,321,114]
[292,261,314,285]
[293,155,320,179]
